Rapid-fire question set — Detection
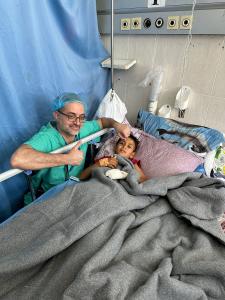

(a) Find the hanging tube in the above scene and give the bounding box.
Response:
[0,128,111,183]
[111,0,114,92]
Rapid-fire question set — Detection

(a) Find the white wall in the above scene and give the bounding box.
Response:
[102,34,225,133]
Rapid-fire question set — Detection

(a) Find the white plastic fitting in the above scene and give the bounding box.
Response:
[139,66,164,114]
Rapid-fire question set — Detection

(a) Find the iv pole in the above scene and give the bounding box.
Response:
[110,0,114,99]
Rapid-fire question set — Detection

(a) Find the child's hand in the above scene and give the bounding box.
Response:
[96,158,108,167]
[96,157,118,168]
[107,157,118,168]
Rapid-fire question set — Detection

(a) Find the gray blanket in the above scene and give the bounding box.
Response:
[1,157,225,300]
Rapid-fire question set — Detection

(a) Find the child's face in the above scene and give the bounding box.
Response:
[115,137,136,159]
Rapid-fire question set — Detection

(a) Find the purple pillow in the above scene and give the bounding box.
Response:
[135,132,203,178]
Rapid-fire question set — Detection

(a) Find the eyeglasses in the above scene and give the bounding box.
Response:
[58,110,86,122]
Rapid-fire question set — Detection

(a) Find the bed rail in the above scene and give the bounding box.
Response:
[0,128,111,183]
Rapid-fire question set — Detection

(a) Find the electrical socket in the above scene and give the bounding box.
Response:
[131,17,142,30]
[180,15,193,30]
[155,18,164,29]
[167,16,180,30]
[121,18,130,31]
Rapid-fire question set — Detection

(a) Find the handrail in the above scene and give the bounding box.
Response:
[0,128,111,183]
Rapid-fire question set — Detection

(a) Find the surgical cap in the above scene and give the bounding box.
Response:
[51,92,85,112]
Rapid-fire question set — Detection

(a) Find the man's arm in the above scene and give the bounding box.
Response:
[98,118,130,138]
[10,142,83,170]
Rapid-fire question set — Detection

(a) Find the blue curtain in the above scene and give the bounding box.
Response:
[0,0,110,222]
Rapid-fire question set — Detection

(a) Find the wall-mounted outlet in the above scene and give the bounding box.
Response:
[167,16,180,30]
[155,18,164,28]
[121,18,130,31]
[143,18,151,29]
[180,15,193,30]
[131,17,142,30]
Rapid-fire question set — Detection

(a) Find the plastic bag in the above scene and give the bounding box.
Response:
[95,89,127,123]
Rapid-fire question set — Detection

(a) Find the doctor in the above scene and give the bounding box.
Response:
[11,93,130,204]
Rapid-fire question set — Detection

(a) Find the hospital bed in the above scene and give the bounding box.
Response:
[1,0,225,297]
[0,112,225,300]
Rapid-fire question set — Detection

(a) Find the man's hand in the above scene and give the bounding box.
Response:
[67,141,84,166]
[114,123,131,139]
[96,157,118,168]
[99,118,131,139]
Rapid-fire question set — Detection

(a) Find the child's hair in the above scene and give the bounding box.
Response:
[116,135,139,151]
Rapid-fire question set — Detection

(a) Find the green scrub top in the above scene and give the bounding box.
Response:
[24,120,101,205]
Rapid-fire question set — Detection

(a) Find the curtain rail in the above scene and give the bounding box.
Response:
[0,128,111,183]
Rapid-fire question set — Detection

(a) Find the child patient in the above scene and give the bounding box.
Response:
[79,135,147,182]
